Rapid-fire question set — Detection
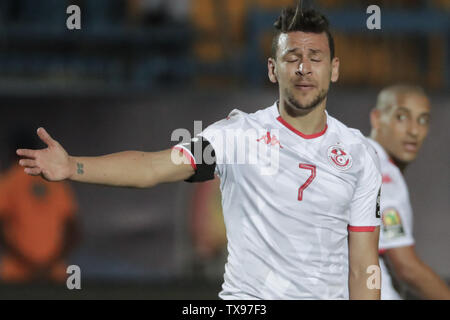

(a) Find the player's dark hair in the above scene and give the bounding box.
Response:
[271,4,335,60]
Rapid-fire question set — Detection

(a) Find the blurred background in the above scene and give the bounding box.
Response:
[0,0,448,299]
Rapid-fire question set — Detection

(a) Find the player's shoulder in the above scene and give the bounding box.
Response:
[327,114,365,143]
[204,104,274,132]
[328,115,381,171]
[365,139,407,190]
[200,108,247,136]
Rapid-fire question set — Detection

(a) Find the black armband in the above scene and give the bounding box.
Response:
[177,136,216,183]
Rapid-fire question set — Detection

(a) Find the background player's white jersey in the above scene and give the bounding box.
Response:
[367,138,415,300]
[177,102,382,299]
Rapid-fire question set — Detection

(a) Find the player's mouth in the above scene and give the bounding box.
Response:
[294,83,316,91]
[403,141,418,153]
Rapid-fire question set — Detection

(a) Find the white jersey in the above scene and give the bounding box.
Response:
[176,102,382,299]
[367,138,415,300]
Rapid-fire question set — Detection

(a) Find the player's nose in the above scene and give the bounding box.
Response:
[407,119,420,137]
[295,61,312,76]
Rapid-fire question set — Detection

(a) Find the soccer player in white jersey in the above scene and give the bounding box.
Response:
[368,84,450,300]
[16,6,382,299]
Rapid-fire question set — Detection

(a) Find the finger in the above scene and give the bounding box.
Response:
[24,167,42,176]
[16,149,37,158]
[36,127,55,147]
[19,159,37,168]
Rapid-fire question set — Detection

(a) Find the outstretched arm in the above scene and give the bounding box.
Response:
[17,128,195,188]
[385,246,450,299]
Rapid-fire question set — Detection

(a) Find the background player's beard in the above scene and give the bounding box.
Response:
[284,87,328,116]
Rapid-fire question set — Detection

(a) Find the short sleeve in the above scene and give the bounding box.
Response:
[198,122,226,178]
[172,136,216,183]
[172,108,246,182]
[348,146,382,232]
[378,183,415,250]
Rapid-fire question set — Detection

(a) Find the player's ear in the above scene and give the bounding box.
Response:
[370,108,380,130]
[268,58,278,83]
[331,57,340,83]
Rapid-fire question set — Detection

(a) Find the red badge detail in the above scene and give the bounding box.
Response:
[382,174,392,183]
[327,145,353,171]
[257,132,283,149]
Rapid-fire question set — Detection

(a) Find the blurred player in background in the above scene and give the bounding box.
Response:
[368,84,450,299]
[16,4,382,299]
[0,130,80,284]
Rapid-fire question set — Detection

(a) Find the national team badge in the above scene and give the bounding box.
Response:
[327,145,353,171]
[382,208,405,239]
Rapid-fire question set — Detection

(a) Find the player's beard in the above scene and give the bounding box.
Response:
[284,86,328,116]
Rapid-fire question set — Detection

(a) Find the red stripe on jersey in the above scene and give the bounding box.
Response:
[379,245,415,255]
[347,225,376,232]
[276,116,328,139]
[172,146,197,171]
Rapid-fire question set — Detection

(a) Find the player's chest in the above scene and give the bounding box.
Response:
[242,139,360,210]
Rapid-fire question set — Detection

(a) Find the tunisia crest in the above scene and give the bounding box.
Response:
[327,145,353,171]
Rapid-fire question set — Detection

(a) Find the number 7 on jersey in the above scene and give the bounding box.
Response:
[298,164,316,201]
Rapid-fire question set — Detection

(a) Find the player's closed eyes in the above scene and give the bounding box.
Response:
[284,55,321,63]
[285,56,299,63]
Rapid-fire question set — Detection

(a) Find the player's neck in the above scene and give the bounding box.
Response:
[277,100,327,136]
